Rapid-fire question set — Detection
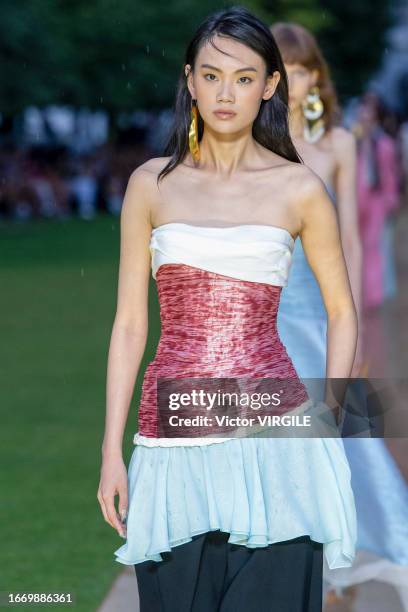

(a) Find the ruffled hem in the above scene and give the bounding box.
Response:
[114,436,356,570]
[323,549,408,609]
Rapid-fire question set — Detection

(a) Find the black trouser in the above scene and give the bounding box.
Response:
[134,530,323,611]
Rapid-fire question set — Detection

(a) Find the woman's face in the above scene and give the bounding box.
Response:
[284,63,318,111]
[357,100,378,129]
[357,94,379,128]
[185,35,280,135]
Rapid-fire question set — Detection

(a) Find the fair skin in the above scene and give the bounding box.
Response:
[285,62,364,375]
[97,35,358,536]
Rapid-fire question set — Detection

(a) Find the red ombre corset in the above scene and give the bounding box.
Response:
[135,223,310,444]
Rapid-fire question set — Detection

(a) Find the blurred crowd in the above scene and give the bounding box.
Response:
[0,139,149,222]
[1,91,408,315]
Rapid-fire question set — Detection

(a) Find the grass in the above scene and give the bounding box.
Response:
[0,214,161,611]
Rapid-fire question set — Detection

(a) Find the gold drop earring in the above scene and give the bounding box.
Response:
[302,85,325,144]
[189,98,200,163]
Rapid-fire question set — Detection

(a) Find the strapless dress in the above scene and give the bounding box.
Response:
[277,186,408,603]
[114,223,357,573]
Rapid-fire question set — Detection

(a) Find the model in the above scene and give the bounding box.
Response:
[355,91,401,310]
[98,7,358,611]
[271,21,408,609]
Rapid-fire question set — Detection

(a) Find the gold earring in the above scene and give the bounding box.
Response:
[302,86,325,143]
[189,98,200,163]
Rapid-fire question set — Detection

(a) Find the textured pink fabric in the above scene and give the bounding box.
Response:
[138,263,309,438]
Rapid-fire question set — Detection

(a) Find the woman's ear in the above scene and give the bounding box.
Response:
[311,69,319,87]
[185,64,196,99]
[263,70,280,101]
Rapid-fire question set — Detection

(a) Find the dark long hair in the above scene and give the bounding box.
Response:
[157,5,302,184]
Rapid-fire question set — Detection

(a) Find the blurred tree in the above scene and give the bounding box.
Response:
[0,0,395,117]
[260,0,328,30]
[0,1,73,114]
[63,0,270,112]
[0,0,266,115]
[261,0,394,101]
[316,0,394,101]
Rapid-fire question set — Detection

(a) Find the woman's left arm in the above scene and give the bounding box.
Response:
[295,167,358,414]
[332,128,364,376]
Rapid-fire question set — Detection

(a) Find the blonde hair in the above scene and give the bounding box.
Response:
[270,22,341,130]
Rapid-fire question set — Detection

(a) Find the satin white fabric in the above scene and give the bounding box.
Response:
[150,223,295,287]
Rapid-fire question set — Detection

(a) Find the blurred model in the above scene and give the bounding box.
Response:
[272,21,408,610]
[354,91,400,309]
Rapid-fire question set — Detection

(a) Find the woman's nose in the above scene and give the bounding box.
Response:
[216,82,235,103]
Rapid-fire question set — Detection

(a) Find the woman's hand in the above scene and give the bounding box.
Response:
[97,453,128,538]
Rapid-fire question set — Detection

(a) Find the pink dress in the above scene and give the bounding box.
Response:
[357,130,399,309]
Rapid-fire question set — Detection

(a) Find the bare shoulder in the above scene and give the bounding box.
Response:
[123,157,172,214]
[330,126,356,158]
[286,162,327,203]
[117,157,170,227]
[285,163,333,228]
[128,156,172,186]
[267,159,322,200]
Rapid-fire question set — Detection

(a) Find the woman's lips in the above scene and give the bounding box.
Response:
[213,111,237,119]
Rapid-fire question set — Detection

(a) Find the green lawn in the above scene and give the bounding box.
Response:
[0,214,161,611]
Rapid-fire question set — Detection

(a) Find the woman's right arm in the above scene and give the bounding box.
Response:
[97,165,154,537]
[332,128,364,376]
[294,166,358,422]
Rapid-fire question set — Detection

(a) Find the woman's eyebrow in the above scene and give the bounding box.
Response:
[199,63,258,73]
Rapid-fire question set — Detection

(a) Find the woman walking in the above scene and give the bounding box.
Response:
[271,21,408,609]
[98,7,357,611]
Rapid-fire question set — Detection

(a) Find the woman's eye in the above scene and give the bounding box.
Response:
[204,73,217,81]
[238,76,252,84]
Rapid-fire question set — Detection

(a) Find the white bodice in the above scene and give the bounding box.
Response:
[150,223,295,287]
